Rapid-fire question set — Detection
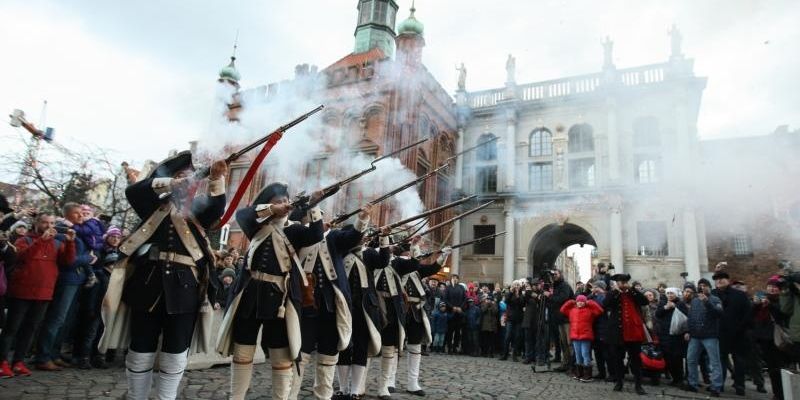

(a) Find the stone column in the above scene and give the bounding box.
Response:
[452,120,466,275]
[683,208,701,282]
[606,97,620,182]
[610,206,624,272]
[504,108,517,191]
[503,200,516,285]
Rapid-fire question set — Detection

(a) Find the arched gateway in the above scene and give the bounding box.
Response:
[528,223,597,277]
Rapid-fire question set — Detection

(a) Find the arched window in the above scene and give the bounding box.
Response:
[633,117,660,147]
[476,133,497,161]
[568,124,594,153]
[529,128,553,157]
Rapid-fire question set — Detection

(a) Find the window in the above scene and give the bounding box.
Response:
[634,117,660,147]
[476,166,497,193]
[359,0,372,24]
[306,158,329,188]
[732,234,753,256]
[568,124,594,153]
[373,0,388,24]
[436,175,449,206]
[473,225,496,255]
[476,133,497,161]
[529,162,553,192]
[529,128,553,157]
[416,159,429,205]
[227,166,247,199]
[636,157,659,184]
[569,158,595,189]
[637,221,668,256]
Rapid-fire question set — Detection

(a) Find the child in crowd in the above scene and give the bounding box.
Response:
[560,294,604,382]
[431,302,451,353]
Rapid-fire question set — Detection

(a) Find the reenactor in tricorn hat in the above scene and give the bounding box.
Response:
[100,151,228,400]
[288,205,373,400]
[217,182,324,400]
[335,225,392,400]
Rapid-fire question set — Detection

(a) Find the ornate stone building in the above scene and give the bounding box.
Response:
[212,3,799,289]
[222,0,458,252]
[454,31,710,287]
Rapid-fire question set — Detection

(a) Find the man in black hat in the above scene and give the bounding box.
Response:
[100,151,227,400]
[399,238,448,397]
[288,206,373,400]
[335,226,391,400]
[217,182,324,400]
[604,273,649,395]
[374,237,445,399]
[711,270,752,396]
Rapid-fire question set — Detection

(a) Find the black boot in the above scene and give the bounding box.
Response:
[76,357,92,370]
[635,384,647,395]
[613,381,623,392]
[91,355,108,369]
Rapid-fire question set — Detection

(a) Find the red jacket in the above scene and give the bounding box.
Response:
[560,299,604,341]
[9,232,76,301]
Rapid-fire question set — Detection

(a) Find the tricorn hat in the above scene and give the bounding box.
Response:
[611,273,631,282]
[0,194,13,214]
[149,150,194,179]
[253,182,289,205]
[711,271,730,280]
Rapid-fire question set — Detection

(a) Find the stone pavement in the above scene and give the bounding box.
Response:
[0,353,775,399]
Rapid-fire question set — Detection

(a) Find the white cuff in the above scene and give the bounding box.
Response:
[308,207,322,223]
[436,254,447,265]
[255,204,272,223]
[152,178,172,195]
[355,215,370,232]
[411,244,422,258]
[379,236,390,248]
[208,176,226,197]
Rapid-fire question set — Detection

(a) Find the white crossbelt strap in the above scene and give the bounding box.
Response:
[344,252,369,289]
[401,271,426,301]
[375,266,399,297]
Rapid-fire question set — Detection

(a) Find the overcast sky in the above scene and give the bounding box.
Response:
[1,0,798,175]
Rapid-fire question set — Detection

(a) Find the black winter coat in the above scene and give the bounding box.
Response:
[549,280,574,325]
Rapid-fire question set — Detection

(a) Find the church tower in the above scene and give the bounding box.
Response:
[353,0,399,57]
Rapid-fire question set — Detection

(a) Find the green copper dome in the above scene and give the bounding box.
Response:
[219,57,241,82]
[397,6,424,36]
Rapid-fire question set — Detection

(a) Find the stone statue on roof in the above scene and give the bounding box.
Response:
[506,54,516,83]
[669,24,683,59]
[456,62,467,91]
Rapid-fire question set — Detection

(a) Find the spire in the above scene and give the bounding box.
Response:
[218,33,241,87]
[397,0,424,36]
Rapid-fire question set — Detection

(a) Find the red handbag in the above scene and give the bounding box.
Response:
[640,323,666,371]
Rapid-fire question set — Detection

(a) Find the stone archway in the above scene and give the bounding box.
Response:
[528,223,597,277]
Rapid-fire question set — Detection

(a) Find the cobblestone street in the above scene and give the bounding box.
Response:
[0,353,775,400]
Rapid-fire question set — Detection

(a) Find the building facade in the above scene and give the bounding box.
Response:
[454,33,710,287]
[212,2,799,289]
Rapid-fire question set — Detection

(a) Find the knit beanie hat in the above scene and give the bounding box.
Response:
[665,287,682,297]
[104,226,122,238]
[576,295,588,303]
[592,281,607,290]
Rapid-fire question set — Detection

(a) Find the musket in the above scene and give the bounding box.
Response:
[405,201,494,241]
[367,195,477,237]
[389,219,427,236]
[196,105,325,178]
[160,105,325,202]
[330,163,449,225]
[290,137,429,209]
[416,231,507,259]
